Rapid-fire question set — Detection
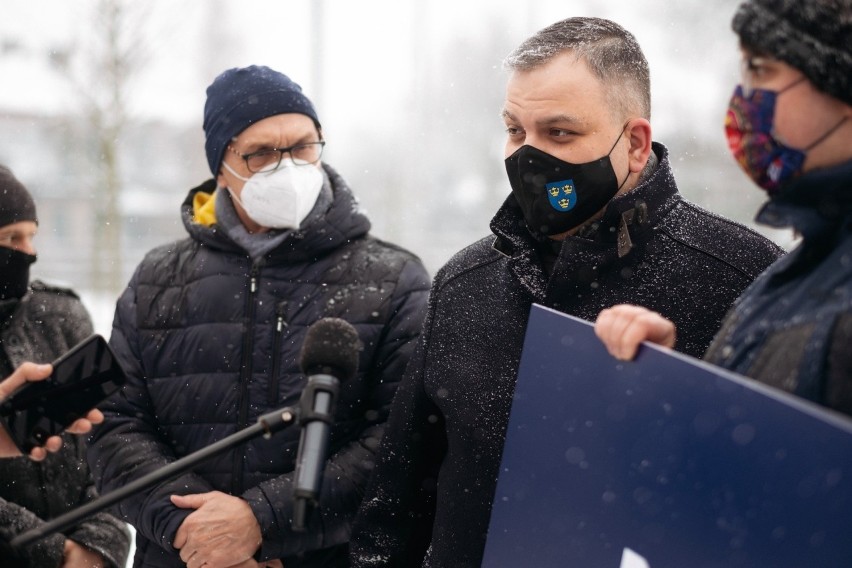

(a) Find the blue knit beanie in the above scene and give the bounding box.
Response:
[203,65,321,176]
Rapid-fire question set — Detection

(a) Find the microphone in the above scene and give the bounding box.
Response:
[292,317,361,531]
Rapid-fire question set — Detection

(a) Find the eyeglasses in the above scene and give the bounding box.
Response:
[228,141,325,173]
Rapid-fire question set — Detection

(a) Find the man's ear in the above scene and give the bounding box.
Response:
[626,118,653,173]
[216,172,227,188]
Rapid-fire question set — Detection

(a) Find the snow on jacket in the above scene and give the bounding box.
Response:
[349,143,784,567]
[87,164,431,567]
[705,160,852,417]
[0,282,131,568]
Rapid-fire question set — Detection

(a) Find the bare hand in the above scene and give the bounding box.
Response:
[0,362,104,460]
[62,539,105,568]
[172,491,262,568]
[594,304,676,360]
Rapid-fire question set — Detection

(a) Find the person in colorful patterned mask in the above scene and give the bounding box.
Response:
[596,0,852,416]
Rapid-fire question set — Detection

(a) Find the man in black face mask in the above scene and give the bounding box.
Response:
[350,17,784,567]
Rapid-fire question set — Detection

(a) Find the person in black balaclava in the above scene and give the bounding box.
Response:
[0,165,38,305]
[0,165,131,568]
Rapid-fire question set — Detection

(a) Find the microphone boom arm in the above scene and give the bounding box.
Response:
[11,406,297,549]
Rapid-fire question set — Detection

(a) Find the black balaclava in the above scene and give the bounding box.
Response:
[0,165,38,300]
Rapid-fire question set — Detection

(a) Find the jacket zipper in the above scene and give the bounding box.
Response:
[232,262,260,494]
[268,301,289,406]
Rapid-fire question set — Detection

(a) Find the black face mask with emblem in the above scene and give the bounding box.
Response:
[0,247,36,301]
[505,130,627,237]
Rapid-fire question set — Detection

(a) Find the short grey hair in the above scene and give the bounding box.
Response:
[504,17,651,121]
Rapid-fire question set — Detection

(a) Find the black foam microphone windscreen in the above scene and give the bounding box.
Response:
[299,317,361,380]
[292,317,362,531]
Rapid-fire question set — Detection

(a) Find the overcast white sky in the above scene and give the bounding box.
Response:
[4,0,780,335]
[1,0,743,141]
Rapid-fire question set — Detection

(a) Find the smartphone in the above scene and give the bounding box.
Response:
[0,334,127,453]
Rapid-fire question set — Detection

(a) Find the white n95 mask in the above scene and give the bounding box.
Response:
[223,159,323,230]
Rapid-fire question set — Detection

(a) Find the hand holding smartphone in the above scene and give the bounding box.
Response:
[0,362,53,458]
[0,335,126,454]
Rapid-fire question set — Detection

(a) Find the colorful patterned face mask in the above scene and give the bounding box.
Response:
[725,81,848,195]
[725,82,806,195]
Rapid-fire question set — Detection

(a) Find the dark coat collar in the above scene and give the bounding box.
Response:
[755,160,852,283]
[757,160,852,241]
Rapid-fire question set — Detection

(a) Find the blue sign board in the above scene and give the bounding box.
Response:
[484,304,852,567]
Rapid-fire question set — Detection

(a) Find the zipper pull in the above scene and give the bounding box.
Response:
[249,263,260,293]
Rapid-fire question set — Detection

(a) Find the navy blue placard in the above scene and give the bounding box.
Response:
[484,304,852,568]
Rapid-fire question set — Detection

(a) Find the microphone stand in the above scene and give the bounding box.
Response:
[11,406,298,549]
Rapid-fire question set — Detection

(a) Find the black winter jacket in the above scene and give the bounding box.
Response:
[705,160,852,417]
[0,282,130,568]
[87,165,430,567]
[350,144,784,567]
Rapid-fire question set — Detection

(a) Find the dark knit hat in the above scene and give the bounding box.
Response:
[203,65,321,176]
[0,165,37,228]
[732,0,852,106]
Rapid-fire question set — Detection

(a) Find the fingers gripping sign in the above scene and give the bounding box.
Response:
[172,491,263,568]
[595,304,677,360]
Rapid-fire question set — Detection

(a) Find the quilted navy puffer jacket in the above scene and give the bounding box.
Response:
[87,164,430,567]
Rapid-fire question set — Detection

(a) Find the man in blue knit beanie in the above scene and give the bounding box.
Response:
[87,65,431,568]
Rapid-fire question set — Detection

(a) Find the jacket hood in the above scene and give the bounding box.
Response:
[180,163,371,262]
